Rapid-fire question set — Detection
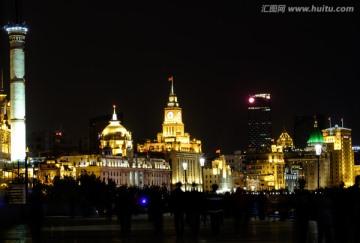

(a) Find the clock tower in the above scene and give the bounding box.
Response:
[163,78,184,138]
[137,77,203,191]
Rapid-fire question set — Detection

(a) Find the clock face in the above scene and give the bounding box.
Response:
[177,112,181,119]
[167,111,174,119]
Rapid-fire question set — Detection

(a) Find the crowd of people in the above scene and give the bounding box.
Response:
[24,177,360,243]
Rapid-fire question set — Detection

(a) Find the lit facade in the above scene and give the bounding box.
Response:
[322,124,354,187]
[99,105,133,157]
[136,78,204,191]
[202,156,232,193]
[0,75,10,159]
[211,155,232,193]
[246,152,285,191]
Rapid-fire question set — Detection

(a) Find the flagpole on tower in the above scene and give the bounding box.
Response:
[168,76,174,94]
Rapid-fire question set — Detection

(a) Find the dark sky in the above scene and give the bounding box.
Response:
[0,1,359,156]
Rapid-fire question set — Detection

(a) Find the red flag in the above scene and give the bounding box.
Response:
[168,76,173,82]
[216,149,220,154]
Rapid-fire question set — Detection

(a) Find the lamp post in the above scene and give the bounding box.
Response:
[182,162,188,191]
[25,147,29,204]
[315,143,322,191]
[199,158,205,192]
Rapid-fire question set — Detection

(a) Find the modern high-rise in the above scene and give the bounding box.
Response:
[247,93,272,152]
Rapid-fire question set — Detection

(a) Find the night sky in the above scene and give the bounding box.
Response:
[0,1,359,157]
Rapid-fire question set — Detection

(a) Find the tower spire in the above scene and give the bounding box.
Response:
[112,105,118,121]
[313,115,318,128]
[167,76,179,108]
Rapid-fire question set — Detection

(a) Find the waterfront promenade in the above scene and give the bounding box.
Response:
[0,213,317,243]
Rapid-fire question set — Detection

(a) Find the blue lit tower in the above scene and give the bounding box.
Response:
[247,93,272,152]
[4,20,28,162]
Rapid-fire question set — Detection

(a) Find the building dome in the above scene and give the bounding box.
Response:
[307,120,324,145]
[100,105,133,156]
[102,122,130,140]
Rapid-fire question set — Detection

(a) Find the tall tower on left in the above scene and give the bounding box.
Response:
[4,22,28,162]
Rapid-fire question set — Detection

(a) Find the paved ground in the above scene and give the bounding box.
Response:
[0,214,317,243]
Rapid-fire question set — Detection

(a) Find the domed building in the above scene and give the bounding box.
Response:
[48,105,170,189]
[99,105,133,157]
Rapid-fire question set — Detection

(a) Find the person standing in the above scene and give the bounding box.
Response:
[169,182,186,237]
[206,184,224,236]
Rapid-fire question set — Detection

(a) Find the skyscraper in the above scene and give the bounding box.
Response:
[247,93,272,152]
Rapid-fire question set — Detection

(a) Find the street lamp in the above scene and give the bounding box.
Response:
[182,162,188,191]
[25,147,29,204]
[199,158,205,192]
[315,143,322,191]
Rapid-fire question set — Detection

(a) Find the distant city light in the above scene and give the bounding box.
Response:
[249,97,255,103]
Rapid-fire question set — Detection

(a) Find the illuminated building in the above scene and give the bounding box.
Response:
[52,154,171,189]
[322,122,355,187]
[137,78,204,191]
[88,112,124,154]
[99,105,133,157]
[5,24,28,162]
[276,128,294,152]
[204,155,232,193]
[221,151,247,191]
[246,151,285,191]
[245,93,285,191]
[80,105,171,188]
[31,106,171,189]
[0,72,11,159]
[301,119,330,190]
[247,93,272,152]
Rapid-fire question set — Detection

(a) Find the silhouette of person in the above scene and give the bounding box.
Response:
[28,182,45,243]
[115,186,134,236]
[316,189,334,243]
[231,187,251,236]
[185,183,204,236]
[206,184,224,236]
[169,182,185,237]
[148,187,165,235]
[292,189,311,243]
